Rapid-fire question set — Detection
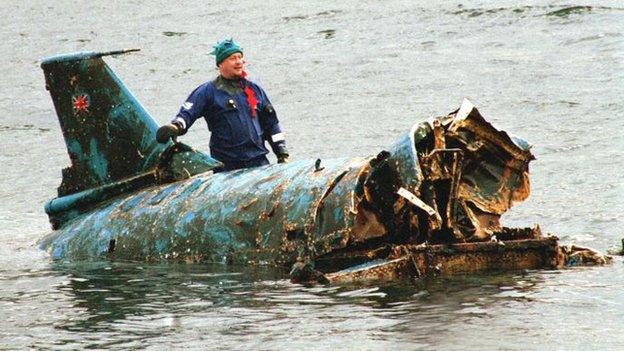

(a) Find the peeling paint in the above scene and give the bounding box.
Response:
[38,51,611,283]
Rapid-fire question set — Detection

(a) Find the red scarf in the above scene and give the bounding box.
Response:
[241,71,258,118]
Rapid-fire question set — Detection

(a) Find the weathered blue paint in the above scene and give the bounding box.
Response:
[44,172,156,218]
[40,157,372,263]
[88,138,109,182]
[39,50,543,273]
[66,140,84,162]
[41,51,101,65]
[40,49,180,199]
[384,122,429,193]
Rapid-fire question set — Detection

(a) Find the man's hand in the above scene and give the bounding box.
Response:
[156,123,181,143]
[275,144,290,163]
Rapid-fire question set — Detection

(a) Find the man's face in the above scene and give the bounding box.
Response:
[218,52,245,79]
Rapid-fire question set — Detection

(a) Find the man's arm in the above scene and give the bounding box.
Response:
[261,102,289,162]
[157,83,212,143]
[256,87,289,163]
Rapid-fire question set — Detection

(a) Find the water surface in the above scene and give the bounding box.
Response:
[1,1,623,350]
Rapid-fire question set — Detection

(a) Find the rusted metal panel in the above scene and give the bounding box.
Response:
[327,238,560,284]
[326,257,415,284]
[404,238,560,275]
[38,51,610,284]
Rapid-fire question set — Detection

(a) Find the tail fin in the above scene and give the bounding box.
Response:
[41,49,168,196]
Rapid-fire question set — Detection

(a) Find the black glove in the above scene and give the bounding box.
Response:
[275,144,290,163]
[156,123,181,143]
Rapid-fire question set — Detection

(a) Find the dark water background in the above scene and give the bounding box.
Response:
[1,1,623,350]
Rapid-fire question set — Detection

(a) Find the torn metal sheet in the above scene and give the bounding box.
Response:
[38,50,610,283]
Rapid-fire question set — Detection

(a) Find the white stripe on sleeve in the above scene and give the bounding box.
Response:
[271,132,285,143]
[173,117,187,130]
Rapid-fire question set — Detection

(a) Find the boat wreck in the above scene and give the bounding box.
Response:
[38,50,609,283]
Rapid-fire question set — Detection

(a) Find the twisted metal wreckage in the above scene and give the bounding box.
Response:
[38,50,610,284]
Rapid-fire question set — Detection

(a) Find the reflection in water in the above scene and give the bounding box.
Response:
[3,0,624,349]
[55,262,283,328]
[49,261,548,349]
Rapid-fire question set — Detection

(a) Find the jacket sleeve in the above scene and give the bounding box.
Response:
[256,85,287,155]
[171,83,213,134]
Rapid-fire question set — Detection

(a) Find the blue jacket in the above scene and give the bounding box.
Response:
[172,76,285,164]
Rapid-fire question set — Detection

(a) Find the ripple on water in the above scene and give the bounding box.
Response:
[3,0,624,349]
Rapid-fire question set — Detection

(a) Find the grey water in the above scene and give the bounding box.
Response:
[1,1,623,349]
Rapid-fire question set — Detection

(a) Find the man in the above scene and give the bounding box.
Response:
[156,38,289,171]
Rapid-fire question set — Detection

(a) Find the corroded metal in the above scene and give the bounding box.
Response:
[38,50,608,283]
[326,237,612,283]
[326,237,559,283]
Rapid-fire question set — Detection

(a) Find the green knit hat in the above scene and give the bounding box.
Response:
[210,38,243,66]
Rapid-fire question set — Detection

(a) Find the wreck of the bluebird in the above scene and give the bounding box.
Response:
[37,50,609,283]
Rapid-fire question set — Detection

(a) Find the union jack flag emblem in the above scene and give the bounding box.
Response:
[72,94,90,114]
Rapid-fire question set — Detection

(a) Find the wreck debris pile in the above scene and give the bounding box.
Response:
[37,51,610,284]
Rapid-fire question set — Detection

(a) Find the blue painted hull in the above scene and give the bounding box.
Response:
[40,158,370,263]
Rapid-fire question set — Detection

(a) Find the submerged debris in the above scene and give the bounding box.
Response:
[561,245,612,266]
[290,258,329,284]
